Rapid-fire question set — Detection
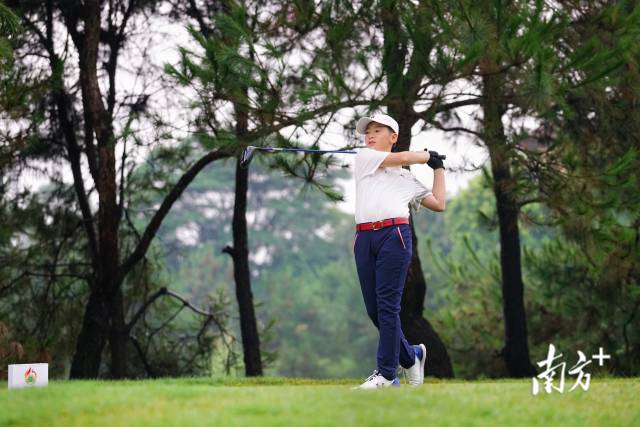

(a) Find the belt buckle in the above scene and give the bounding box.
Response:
[371,220,383,231]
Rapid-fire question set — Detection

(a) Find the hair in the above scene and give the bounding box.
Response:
[389,126,401,152]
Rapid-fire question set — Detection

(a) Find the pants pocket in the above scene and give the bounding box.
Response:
[396,226,407,249]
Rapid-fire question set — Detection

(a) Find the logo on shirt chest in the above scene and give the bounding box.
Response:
[383,168,411,179]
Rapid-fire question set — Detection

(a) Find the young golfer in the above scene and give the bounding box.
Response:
[352,114,446,389]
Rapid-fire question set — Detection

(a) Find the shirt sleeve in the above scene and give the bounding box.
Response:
[409,175,433,212]
[354,148,389,180]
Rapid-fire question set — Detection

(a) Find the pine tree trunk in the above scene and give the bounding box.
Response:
[109,287,128,378]
[229,158,263,376]
[68,0,125,379]
[482,73,536,377]
[98,140,122,377]
[226,99,262,376]
[69,288,108,378]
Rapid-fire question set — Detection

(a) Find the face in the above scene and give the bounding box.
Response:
[364,122,398,152]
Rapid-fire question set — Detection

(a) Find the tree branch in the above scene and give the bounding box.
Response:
[187,0,212,38]
[434,98,483,114]
[119,148,230,279]
[518,196,545,208]
[126,287,167,332]
[430,122,482,137]
[222,245,235,258]
[126,286,225,333]
[413,97,483,127]
[119,97,373,280]
[129,334,156,378]
[34,1,100,271]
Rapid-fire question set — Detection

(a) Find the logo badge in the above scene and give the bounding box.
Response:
[24,367,37,385]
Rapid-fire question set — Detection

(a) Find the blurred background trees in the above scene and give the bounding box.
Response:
[0,0,637,380]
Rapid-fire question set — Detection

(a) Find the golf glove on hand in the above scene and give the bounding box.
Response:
[425,149,445,170]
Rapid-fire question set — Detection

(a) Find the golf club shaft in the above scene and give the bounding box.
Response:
[256,147,356,154]
[255,147,446,159]
[240,145,446,169]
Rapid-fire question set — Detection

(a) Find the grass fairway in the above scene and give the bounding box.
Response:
[1,377,638,426]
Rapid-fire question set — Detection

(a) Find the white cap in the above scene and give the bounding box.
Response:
[356,114,399,135]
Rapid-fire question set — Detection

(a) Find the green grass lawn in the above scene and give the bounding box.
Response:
[1,377,638,427]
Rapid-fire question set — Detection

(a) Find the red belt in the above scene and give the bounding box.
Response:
[356,217,409,231]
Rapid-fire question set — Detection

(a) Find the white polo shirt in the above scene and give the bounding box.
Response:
[354,148,432,223]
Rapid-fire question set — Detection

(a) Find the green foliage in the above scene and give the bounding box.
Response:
[150,153,639,379]
[524,238,639,376]
[166,0,366,149]
[147,155,376,378]
[0,1,19,72]
[0,1,19,37]
[417,175,552,378]
[418,170,639,378]
[0,183,88,378]
[524,0,640,375]
[260,258,374,378]
[122,150,243,378]
[3,0,638,383]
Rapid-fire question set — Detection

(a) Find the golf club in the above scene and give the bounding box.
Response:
[240,146,446,169]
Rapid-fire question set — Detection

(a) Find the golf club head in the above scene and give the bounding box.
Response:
[240,146,257,169]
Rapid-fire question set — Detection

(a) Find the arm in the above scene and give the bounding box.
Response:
[380,151,429,168]
[421,169,446,212]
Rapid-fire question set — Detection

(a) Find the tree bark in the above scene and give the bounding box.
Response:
[65,0,124,378]
[226,158,263,376]
[109,287,128,378]
[69,289,108,378]
[482,72,536,377]
[28,0,234,379]
[224,99,263,376]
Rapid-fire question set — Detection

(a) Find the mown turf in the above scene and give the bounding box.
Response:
[1,377,638,426]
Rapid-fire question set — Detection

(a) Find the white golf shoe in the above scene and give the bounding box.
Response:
[404,344,427,386]
[352,370,400,389]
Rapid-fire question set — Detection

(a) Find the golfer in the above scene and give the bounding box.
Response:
[353,114,446,389]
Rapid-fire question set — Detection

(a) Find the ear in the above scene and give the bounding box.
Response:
[390,133,398,143]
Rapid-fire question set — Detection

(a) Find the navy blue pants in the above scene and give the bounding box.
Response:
[354,224,417,380]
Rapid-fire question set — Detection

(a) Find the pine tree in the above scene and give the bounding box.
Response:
[418,0,639,377]
[161,0,376,376]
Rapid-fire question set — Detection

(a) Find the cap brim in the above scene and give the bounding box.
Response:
[356,117,373,134]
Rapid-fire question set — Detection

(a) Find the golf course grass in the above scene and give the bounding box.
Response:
[1,376,638,426]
